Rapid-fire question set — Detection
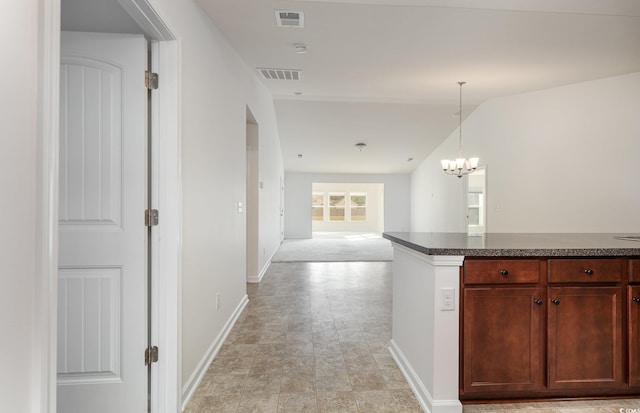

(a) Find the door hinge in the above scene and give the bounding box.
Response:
[145,71,159,90]
[145,209,159,227]
[145,346,159,366]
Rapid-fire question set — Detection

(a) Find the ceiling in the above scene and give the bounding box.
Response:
[196,0,640,174]
[61,0,144,34]
[62,0,640,174]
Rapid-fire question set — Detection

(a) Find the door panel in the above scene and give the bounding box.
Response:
[630,286,640,387]
[58,31,147,413]
[547,286,624,389]
[462,287,545,393]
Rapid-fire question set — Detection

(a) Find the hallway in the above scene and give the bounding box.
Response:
[184,261,422,412]
[183,261,640,413]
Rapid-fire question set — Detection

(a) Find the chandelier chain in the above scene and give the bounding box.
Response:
[440,81,478,178]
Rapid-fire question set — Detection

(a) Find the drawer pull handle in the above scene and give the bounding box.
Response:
[584,269,594,275]
[534,299,543,305]
[551,299,560,305]
[500,270,509,277]
[633,297,640,303]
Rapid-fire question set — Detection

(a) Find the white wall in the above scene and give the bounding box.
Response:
[285,173,410,239]
[412,72,640,233]
[311,183,384,233]
[0,1,47,412]
[145,0,284,401]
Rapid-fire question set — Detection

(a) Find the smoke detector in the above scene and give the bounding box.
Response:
[294,43,308,54]
[354,143,367,152]
[275,10,304,28]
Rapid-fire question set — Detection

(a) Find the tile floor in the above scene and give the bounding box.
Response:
[183,261,420,413]
[183,261,640,413]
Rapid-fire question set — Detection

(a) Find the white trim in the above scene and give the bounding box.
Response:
[247,248,277,283]
[391,243,465,267]
[36,1,60,412]
[389,339,431,412]
[153,37,182,413]
[389,340,462,413]
[181,295,249,411]
[116,0,174,40]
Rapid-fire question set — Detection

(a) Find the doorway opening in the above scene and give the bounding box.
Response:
[464,166,487,235]
[56,1,179,412]
[246,109,259,282]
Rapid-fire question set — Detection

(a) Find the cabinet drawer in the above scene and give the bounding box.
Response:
[464,259,540,284]
[548,258,622,283]
[631,259,640,283]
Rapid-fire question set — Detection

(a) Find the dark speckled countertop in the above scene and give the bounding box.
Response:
[382,232,640,257]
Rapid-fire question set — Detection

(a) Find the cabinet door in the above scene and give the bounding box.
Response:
[631,260,640,283]
[463,287,545,393]
[548,286,624,389]
[630,286,640,387]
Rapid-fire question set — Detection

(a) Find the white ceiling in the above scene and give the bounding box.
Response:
[63,0,640,174]
[195,0,640,174]
[61,0,144,34]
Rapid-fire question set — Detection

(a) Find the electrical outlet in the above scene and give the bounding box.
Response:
[441,288,455,311]
[216,292,221,310]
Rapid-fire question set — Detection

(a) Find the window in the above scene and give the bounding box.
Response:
[350,193,366,221]
[312,193,324,221]
[329,193,345,221]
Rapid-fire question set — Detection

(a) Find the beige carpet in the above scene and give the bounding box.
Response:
[272,232,393,262]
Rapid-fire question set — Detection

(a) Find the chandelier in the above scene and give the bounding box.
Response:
[441,81,479,178]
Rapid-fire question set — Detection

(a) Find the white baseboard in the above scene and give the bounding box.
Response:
[247,247,277,283]
[181,294,249,411]
[389,340,462,413]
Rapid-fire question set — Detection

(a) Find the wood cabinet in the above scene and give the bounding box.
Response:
[630,286,640,387]
[631,259,640,283]
[548,258,623,283]
[463,287,544,393]
[462,257,637,401]
[464,259,540,284]
[547,286,624,389]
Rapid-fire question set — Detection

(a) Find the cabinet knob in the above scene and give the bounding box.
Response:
[551,299,560,305]
[534,299,543,305]
[633,297,640,303]
[584,269,594,275]
[500,270,509,277]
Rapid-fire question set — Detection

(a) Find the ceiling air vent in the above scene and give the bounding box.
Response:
[257,68,301,81]
[275,10,304,28]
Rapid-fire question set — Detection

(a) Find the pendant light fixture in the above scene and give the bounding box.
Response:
[441,81,479,178]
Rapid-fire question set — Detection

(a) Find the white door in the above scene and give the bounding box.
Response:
[57,31,148,413]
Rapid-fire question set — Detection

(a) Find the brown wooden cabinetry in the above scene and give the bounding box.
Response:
[630,285,640,387]
[631,259,640,283]
[547,286,624,389]
[462,256,638,401]
[463,287,545,394]
[548,258,623,283]
[464,259,540,284]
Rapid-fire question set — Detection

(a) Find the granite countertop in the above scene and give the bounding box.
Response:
[382,232,640,257]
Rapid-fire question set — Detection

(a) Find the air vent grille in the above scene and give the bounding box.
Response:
[257,68,301,81]
[275,10,304,28]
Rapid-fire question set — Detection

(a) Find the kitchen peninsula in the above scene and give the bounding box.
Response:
[382,232,640,413]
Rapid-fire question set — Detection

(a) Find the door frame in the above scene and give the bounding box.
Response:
[36,1,181,412]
